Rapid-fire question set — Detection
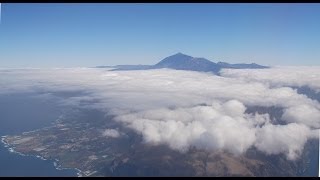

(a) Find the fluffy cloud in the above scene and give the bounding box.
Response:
[0,67,319,160]
[255,123,313,160]
[102,129,121,138]
[282,104,320,128]
[116,100,257,154]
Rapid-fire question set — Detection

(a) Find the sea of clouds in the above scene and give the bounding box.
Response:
[0,67,319,160]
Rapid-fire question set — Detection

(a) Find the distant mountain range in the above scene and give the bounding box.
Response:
[96,53,269,74]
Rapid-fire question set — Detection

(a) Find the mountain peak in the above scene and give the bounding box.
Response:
[170,52,193,58]
[154,53,220,73]
[176,52,186,55]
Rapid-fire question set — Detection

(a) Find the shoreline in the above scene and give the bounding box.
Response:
[0,115,84,177]
[1,135,84,177]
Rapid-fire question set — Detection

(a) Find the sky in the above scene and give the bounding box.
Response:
[0,3,320,68]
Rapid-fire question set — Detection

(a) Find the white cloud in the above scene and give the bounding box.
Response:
[282,104,320,129]
[0,67,320,160]
[102,129,121,138]
[255,123,312,160]
[116,101,265,155]
[220,66,320,93]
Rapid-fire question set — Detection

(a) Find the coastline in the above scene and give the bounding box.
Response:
[1,135,84,177]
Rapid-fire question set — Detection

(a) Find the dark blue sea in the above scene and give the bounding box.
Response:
[0,93,78,177]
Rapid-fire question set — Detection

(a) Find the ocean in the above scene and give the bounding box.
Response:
[0,93,78,177]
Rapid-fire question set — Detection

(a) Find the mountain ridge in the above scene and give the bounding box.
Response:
[97,53,269,74]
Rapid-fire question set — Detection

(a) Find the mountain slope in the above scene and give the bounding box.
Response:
[153,53,221,73]
[217,62,269,69]
[97,53,269,74]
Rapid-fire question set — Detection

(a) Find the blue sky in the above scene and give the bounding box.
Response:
[1,3,320,67]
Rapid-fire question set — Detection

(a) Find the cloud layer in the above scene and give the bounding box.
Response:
[0,67,319,160]
[220,66,320,93]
